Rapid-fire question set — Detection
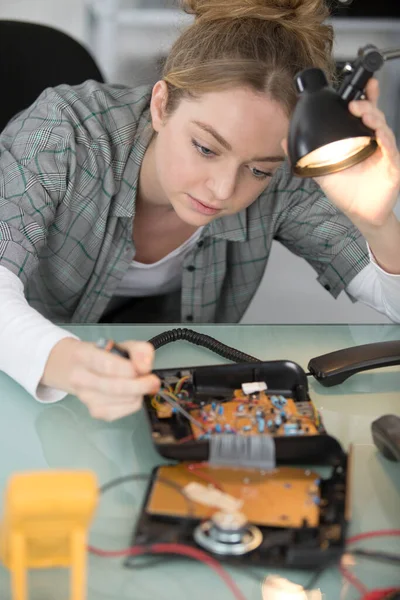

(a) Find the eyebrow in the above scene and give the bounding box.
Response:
[192,120,285,163]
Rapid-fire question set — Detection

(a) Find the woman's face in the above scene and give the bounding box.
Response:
[149,81,289,226]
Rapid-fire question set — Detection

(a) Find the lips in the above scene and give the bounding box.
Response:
[188,195,223,215]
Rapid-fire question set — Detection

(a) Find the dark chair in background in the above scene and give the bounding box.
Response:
[0,20,104,132]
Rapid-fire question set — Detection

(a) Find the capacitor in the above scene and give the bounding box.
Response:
[275,416,282,427]
[238,404,244,412]
[283,423,298,435]
[215,423,222,433]
[217,404,224,415]
[242,425,252,432]
[257,418,265,433]
[271,396,280,407]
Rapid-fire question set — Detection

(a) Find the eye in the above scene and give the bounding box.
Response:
[191,139,216,158]
[249,166,272,180]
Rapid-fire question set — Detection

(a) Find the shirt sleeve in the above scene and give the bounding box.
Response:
[0,87,79,284]
[346,248,400,323]
[0,265,79,402]
[271,165,369,299]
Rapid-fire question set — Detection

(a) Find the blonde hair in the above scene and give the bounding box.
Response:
[162,0,335,116]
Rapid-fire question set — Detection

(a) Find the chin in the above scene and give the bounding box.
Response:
[172,199,218,226]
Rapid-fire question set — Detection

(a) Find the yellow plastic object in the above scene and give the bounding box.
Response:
[0,470,98,600]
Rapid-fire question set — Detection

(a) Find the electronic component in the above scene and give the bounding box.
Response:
[131,453,350,570]
[137,360,349,571]
[194,511,263,556]
[146,464,321,528]
[184,390,321,440]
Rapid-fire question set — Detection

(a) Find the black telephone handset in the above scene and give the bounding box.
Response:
[308,340,400,387]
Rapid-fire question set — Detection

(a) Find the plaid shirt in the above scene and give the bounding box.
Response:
[0,81,368,324]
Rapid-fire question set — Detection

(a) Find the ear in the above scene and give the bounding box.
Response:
[281,138,288,156]
[150,80,169,133]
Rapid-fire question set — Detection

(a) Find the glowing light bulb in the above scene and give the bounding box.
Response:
[297,136,372,169]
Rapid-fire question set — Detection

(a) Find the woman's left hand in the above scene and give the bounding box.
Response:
[314,78,400,229]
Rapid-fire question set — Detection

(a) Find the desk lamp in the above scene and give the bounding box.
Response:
[288,44,400,177]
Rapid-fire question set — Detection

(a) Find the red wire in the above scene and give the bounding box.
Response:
[186,462,224,491]
[347,530,400,545]
[339,562,369,595]
[361,589,400,600]
[88,542,247,600]
[341,530,400,597]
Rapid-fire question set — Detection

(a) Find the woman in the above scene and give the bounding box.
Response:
[0,0,399,420]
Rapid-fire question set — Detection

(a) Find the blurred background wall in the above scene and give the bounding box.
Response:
[1,0,399,324]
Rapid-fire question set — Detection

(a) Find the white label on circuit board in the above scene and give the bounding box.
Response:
[183,482,243,512]
[241,381,268,395]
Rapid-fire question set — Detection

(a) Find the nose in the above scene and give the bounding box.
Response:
[206,164,238,201]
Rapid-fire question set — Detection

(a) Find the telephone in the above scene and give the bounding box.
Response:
[308,340,400,387]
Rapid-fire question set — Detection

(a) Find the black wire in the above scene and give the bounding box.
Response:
[303,548,400,591]
[303,561,335,590]
[99,472,195,517]
[148,328,262,364]
[351,548,400,565]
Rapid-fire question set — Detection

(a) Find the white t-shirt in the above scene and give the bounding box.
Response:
[115,227,204,297]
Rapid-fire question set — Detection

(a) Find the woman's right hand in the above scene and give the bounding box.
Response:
[40,337,160,421]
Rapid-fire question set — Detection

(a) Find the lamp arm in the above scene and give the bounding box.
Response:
[338,44,385,103]
[381,48,400,61]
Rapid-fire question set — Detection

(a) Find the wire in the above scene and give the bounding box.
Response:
[351,549,400,565]
[175,375,190,394]
[158,390,207,431]
[98,472,195,517]
[361,589,400,600]
[148,328,262,364]
[339,562,369,595]
[347,530,400,545]
[304,530,400,592]
[88,542,247,600]
[185,462,224,492]
[339,530,400,596]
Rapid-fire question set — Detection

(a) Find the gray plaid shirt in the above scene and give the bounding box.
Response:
[0,81,368,323]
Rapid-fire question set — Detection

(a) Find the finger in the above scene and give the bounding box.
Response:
[72,369,160,398]
[364,77,380,106]
[359,110,387,132]
[375,125,400,170]
[75,342,137,379]
[348,100,386,126]
[119,341,156,376]
[84,398,144,421]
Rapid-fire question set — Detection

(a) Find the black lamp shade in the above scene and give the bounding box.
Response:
[288,68,378,177]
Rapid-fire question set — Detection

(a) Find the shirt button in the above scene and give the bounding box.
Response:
[186,315,194,322]
[324,284,331,291]
[187,265,196,272]
[197,240,204,248]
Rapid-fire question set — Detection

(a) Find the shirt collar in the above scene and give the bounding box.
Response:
[110,89,154,217]
[205,211,248,242]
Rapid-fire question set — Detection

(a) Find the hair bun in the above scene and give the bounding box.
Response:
[181,0,320,24]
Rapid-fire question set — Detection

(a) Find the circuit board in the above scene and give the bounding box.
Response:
[190,390,320,439]
[146,463,321,528]
[151,386,322,440]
